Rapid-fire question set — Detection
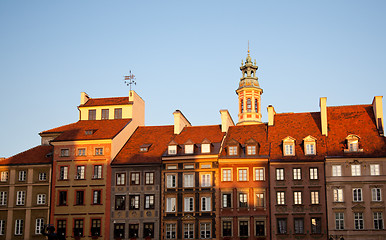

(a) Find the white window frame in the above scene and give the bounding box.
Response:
[333,188,344,202]
[60,166,68,180]
[351,165,361,176]
[35,218,44,234]
[93,165,102,179]
[201,143,211,153]
[168,145,177,155]
[76,166,85,179]
[116,173,125,186]
[0,220,5,235]
[184,173,194,188]
[37,194,46,205]
[166,223,176,239]
[256,193,264,207]
[370,164,380,176]
[353,188,363,202]
[184,197,194,212]
[0,192,7,206]
[294,191,302,205]
[372,188,382,202]
[200,223,211,239]
[200,173,211,187]
[293,168,301,180]
[0,172,8,182]
[15,219,23,235]
[166,174,177,188]
[276,168,284,181]
[201,196,211,211]
[254,167,264,181]
[335,212,344,230]
[18,171,26,182]
[277,192,285,205]
[16,191,25,206]
[332,165,342,177]
[166,197,176,212]
[39,172,47,181]
[184,223,194,239]
[310,167,318,180]
[60,148,69,157]
[222,169,232,182]
[228,146,237,156]
[311,191,319,204]
[238,168,248,181]
[185,144,194,154]
[247,145,256,155]
[305,142,316,155]
[354,212,364,230]
[374,212,384,230]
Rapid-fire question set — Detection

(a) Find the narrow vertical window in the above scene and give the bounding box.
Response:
[335,212,344,230]
[114,108,122,119]
[101,109,109,120]
[247,98,252,112]
[35,218,44,234]
[88,109,96,120]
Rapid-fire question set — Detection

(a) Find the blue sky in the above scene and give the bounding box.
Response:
[1,1,385,157]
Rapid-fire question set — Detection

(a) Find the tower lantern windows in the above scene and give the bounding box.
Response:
[240,100,244,113]
[255,99,258,112]
[247,99,252,112]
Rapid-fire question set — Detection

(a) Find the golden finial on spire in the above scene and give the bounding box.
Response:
[248,40,250,55]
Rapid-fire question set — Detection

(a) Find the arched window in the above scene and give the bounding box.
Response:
[255,99,258,112]
[247,99,252,112]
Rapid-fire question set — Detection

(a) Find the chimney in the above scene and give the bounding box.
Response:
[173,110,191,135]
[372,96,384,136]
[267,105,276,126]
[220,110,235,132]
[80,92,90,105]
[320,97,328,136]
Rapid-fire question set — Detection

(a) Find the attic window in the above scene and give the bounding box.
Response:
[283,137,295,156]
[344,135,363,153]
[201,139,211,153]
[168,145,177,155]
[184,140,194,154]
[140,144,152,153]
[246,138,258,156]
[85,130,95,135]
[303,136,317,155]
[229,146,238,156]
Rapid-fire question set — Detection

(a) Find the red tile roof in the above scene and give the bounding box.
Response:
[112,125,175,165]
[171,125,225,144]
[40,119,131,142]
[0,145,53,165]
[268,111,327,160]
[220,124,270,157]
[327,104,386,157]
[79,97,131,107]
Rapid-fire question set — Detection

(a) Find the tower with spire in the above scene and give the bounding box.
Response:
[236,48,263,125]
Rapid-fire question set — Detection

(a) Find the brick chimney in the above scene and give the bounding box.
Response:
[267,105,276,126]
[372,96,384,136]
[320,97,328,136]
[173,110,191,135]
[220,110,235,133]
[80,92,90,105]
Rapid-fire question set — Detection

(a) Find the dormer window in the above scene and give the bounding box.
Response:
[246,138,258,156]
[227,139,239,156]
[184,140,194,154]
[85,129,96,135]
[168,145,177,155]
[229,146,237,156]
[283,137,295,156]
[201,139,212,154]
[344,135,363,153]
[140,144,151,153]
[303,136,317,155]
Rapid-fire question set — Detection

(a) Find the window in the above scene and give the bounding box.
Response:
[60,149,69,157]
[166,197,176,212]
[91,219,101,237]
[353,188,363,202]
[0,192,7,206]
[201,196,211,211]
[347,135,359,152]
[311,191,319,204]
[223,221,232,236]
[75,191,84,205]
[114,108,122,119]
[59,191,67,206]
[333,188,343,202]
[95,148,103,155]
[354,212,364,230]
[247,98,252,112]
[294,218,304,234]
[184,164,195,169]
[239,221,249,237]
[201,163,212,169]
[374,212,384,230]
[311,217,321,234]
[93,190,101,205]
[101,109,109,120]
[335,212,344,230]
[184,223,194,239]
[255,99,258,112]
[15,219,23,235]
[185,144,194,154]
[254,168,264,181]
[168,145,177,155]
[167,165,177,170]
[283,137,295,156]
[201,173,211,187]
[114,223,125,239]
[39,172,47,181]
[35,218,44,234]
[145,172,154,185]
[129,195,140,210]
[277,192,285,205]
[222,169,232,181]
[59,166,68,180]
[247,145,256,155]
[0,172,8,182]
[143,223,154,238]
[276,168,284,180]
[238,169,248,181]
[293,168,301,180]
[200,223,211,239]
[74,219,83,237]
[222,193,232,208]
[16,191,25,205]
[256,193,264,207]
[129,224,139,238]
[256,221,265,236]
[228,146,237,156]
[145,195,155,209]
[0,220,5,235]
[166,174,177,188]
[116,173,126,186]
[115,195,125,210]
[130,172,140,185]
[371,164,380,176]
[240,99,244,113]
[372,188,382,201]
[309,167,318,180]
[305,143,316,155]
[76,166,85,179]
[239,193,248,208]
[18,171,26,181]
[166,223,176,239]
[57,220,66,238]
[351,165,361,176]
[277,218,287,234]
[202,143,211,153]
[93,165,102,179]
[78,148,86,156]
[184,174,194,188]
[183,197,194,212]
[88,109,96,120]
[294,191,302,205]
[332,165,342,176]
[37,194,46,205]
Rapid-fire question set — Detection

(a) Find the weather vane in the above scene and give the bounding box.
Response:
[124,70,136,91]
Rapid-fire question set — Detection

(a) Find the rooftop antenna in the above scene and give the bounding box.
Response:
[124,70,136,92]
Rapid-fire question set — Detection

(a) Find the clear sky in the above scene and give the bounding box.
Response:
[1,1,385,158]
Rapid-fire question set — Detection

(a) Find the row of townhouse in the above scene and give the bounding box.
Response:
[1,52,385,240]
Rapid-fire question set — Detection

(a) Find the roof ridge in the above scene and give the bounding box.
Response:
[327,103,372,108]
